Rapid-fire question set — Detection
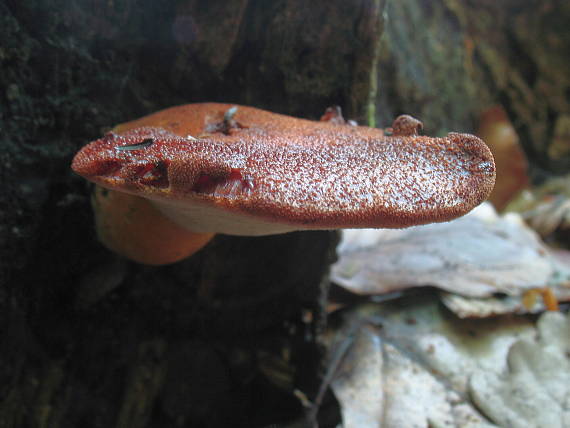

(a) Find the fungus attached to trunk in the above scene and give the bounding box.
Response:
[72,103,495,265]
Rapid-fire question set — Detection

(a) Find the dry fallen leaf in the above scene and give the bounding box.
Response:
[441,285,570,318]
[506,174,570,240]
[329,325,384,427]
[332,203,559,298]
[522,195,570,237]
[440,247,570,318]
[470,311,570,427]
[326,295,569,428]
[326,294,541,428]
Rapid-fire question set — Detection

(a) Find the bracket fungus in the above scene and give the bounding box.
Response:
[72,103,495,265]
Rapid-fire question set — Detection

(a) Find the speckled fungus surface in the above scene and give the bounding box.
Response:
[72,103,495,264]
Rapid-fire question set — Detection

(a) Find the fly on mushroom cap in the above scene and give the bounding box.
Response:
[72,103,496,237]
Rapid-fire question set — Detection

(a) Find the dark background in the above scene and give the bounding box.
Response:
[1,0,569,427]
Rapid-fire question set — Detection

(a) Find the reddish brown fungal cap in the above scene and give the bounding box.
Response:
[72,103,495,236]
[390,114,424,136]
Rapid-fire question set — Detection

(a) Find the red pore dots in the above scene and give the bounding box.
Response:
[191,168,254,198]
